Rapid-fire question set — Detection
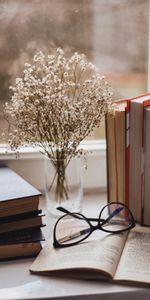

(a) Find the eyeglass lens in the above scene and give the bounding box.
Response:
[55,213,91,246]
[100,203,133,232]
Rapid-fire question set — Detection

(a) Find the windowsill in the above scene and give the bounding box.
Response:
[0,140,107,191]
[0,140,106,160]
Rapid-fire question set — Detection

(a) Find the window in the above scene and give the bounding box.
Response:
[0,0,149,140]
[0,0,149,189]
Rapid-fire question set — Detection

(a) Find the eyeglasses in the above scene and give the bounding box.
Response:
[53,202,135,248]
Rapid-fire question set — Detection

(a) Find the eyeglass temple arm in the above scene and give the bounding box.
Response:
[57,206,124,224]
[57,206,101,222]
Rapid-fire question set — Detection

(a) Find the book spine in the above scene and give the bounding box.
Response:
[125,103,130,209]
[105,114,110,204]
[141,107,145,225]
[105,112,118,203]
[141,101,150,225]
[142,106,150,226]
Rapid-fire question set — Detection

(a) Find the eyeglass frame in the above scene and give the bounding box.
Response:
[53,201,135,249]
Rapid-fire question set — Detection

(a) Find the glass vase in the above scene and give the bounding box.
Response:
[45,156,83,217]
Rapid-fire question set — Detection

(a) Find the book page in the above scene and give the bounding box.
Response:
[30,230,127,278]
[114,226,150,284]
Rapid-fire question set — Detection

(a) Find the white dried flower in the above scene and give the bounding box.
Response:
[4,48,113,161]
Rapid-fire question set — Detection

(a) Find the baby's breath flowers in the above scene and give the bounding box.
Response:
[4,48,112,203]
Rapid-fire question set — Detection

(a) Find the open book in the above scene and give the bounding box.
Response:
[30,225,150,286]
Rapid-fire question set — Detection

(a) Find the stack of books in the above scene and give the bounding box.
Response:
[0,166,45,260]
[106,93,150,225]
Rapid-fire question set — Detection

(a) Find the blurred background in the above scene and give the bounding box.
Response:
[0,0,149,140]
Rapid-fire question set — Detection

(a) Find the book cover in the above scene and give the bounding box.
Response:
[0,166,42,202]
[0,166,42,217]
[0,228,45,260]
[0,211,45,234]
[0,228,45,245]
[0,209,42,222]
